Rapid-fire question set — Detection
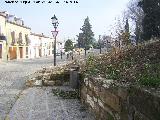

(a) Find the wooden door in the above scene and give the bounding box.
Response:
[9,47,17,60]
[19,47,23,58]
[0,44,2,59]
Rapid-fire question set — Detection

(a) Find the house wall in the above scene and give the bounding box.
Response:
[0,15,7,61]
[30,33,54,58]
[41,37,53,57]
[6,21,31,60]
[0,15,6,36]
[29,34,41,58]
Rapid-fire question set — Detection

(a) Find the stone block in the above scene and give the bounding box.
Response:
[93,86,100,97]
[86,94,95,109]
[104,90,121,112]
[87,88,93,97]
[26,80,35,87]
[37,69,45,74]
[42,74,51,80]
[45,69,52,73]
[34,80,43,86]
[80,86,87,99]
[70,70,79,89]
[35,75,43,80]
[43,80,55,86]
[133,111,150,120]
[100,107,115,120]
[55,80,63,86]
[50,73,63,81]
[88,80,95,91]
[98,99,104,109]
[93,103,100,119]
[117,87,128,100]
[85,79,89,87]
[98,87,106,103]
[93,96,98,103]
[84,77,88,83]
[128,87,160,120]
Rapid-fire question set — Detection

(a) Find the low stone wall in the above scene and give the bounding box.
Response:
[80,76,160,120]
[26,62,74,87]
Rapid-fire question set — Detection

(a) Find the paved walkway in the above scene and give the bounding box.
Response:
[0,56,70,120]
[7,86,95,120]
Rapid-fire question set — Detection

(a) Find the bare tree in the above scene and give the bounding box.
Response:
[127,0,144,44]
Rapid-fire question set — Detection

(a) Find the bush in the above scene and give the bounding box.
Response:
[138,63,160,87]
[84,40,160,87]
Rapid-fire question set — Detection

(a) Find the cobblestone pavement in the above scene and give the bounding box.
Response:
[7,87,95,120]
[0,56,69,120]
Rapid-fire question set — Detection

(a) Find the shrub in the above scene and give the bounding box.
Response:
[84,40,160,87]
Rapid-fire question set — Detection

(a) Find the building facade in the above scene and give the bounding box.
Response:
[29,33,54,58]
[0,11,31,61]
[6,18,31,60]
[0,10,55,62]
[0,13,7,62]
[29,33,42,58]
[41,35,54,57]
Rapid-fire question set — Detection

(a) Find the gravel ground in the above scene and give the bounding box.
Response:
[0,56,69,120]
[7,87,95,120]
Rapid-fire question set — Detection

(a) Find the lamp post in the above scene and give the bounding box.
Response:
[51,14,59,66]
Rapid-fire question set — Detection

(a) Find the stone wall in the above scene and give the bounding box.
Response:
[80,76,160,120]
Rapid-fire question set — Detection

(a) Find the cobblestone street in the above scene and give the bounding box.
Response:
[0,56,70,120]
[7,87,94,120]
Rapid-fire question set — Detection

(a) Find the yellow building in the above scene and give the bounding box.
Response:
[5,14,31,60]
[0,12,7,62]
[0,11,54,61]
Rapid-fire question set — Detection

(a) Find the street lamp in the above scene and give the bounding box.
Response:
[51,14,59,66]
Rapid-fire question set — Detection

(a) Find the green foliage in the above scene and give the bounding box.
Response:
[84,41,160,87]
[106,65,121,80]
[52,88,79,99]
[86,55,99,76]
[139,0,160,40]
[77,33,84,48]
[138,63,160,87]
[92,42,100,49]
[108,113,114,120]
[77,17,94,55]
[64,39,74,52]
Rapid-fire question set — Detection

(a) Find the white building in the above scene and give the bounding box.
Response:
[29,33,54,58]
[29,33,41,58]
[41,36,53,57]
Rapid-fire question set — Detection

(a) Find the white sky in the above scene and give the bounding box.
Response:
[0,0,130,42]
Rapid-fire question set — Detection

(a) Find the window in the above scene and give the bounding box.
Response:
[52,42,54,48]
[18,32,22,44]
[26,47,28,55]
[11,31,15,45]
[25,34,30,45]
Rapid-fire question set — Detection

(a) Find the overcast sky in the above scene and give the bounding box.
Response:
[0,0,130,41]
